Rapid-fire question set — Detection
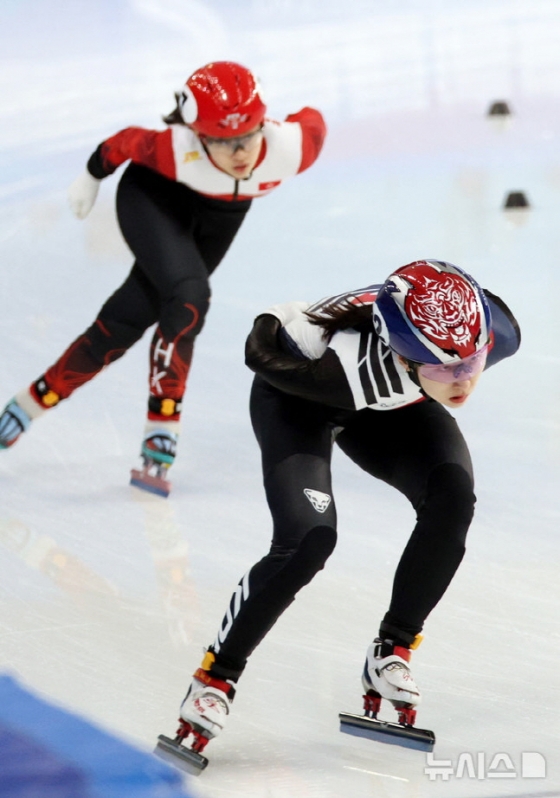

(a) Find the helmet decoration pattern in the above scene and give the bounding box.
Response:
[179,61,266,138]
[372,260,492,365]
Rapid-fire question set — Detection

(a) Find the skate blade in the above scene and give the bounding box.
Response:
[130,469,171,498]
[154,734,208,775]
[339,712,435,752]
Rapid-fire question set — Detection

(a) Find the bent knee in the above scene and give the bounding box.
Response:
[298,524,338,570]
[172,275,211,307]
[161,280,211,339]
[271,524,337,582]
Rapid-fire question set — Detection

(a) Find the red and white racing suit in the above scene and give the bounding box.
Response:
[30,109,326,429]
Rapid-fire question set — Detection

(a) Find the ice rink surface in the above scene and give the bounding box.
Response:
[1,0,560,795]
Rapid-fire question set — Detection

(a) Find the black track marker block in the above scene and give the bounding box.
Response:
[503,191,530,209]
[488,101,512,116]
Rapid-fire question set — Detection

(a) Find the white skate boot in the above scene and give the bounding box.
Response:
[0,399,31,449]
[362,638,421,709]
[155,660,235,775]
[130,421,179,498]
[141,428,178,467]
[0,386,50,450]
[340,635,434,750]
[179,672,232,739]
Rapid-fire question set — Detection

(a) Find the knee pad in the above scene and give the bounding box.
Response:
[159,278,211,341]
[259,524,338,597]
[282,524,338,585]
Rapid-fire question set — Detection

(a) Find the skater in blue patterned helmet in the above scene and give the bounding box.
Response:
[0,61,326,497]
[372,260,493,408]
[156,260,520,772]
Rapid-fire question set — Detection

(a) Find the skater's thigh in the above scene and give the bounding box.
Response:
[194,201,250,276]
[250,377,335,472]
[116,165,207,294]
[250,378,337,543]
[336,401,473,508]
[98,265,160,331]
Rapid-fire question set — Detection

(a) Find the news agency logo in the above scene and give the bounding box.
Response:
[424,751,546,781]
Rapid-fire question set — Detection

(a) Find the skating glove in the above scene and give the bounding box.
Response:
[67,170,101,219]
[261,301,309,327]
[258,301,328,359]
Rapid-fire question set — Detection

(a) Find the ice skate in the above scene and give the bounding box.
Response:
[0,399,32,449]
[340,637,435,751]
[130,425,178,498]
[155,663,234,775]
[0,386,49,450]
[362,638,421,710]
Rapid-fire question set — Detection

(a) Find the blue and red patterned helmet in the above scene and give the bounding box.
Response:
[372,260,492,365]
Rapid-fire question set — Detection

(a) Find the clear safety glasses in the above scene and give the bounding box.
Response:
[417,345,489,384]
[200,126,264,153]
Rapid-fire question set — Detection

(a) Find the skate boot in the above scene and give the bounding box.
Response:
[340,634,435,750]
[0,400,31,449]
[362,637,421,715]
[0,384,51,450]
[155,653,235,775]
[130,422,179,498]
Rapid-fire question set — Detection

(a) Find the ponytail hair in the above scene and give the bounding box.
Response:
[305,299,372,341]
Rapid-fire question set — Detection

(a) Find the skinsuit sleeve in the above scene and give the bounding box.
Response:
[86,128,177,181]
[245,314,356,409]
[284,107,327,172]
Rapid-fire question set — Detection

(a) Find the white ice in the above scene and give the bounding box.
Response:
[1,1,560,796]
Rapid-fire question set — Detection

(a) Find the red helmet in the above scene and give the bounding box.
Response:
[179,61,266,137]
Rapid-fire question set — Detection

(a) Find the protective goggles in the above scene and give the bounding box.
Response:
[417,345,489,384]
[200,126,264,153]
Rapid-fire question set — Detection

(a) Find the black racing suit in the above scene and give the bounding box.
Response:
[208,293,520,681]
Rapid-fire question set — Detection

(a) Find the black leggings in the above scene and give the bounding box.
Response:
[211,377,475,679]
[109,164,251,343]
[41,165,251,406]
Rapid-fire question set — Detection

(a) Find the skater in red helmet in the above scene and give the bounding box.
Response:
[156,260,520,771]
[0,61,326,496]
